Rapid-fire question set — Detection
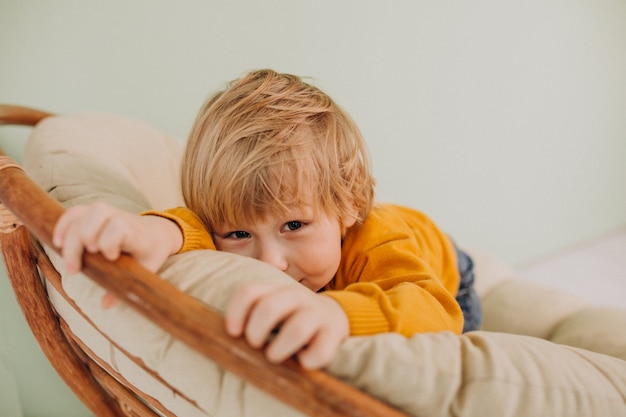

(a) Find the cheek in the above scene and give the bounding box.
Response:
[297,235,342,284]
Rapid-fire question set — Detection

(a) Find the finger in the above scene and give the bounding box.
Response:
[297,298,349,369]
[77,203,118,253]
[56,203,118,273]
[225,283,276,338]
[265,309,318,364]
[95,215,130,262]
[58,205,109,273]
[53,205,88,248]
[244,289,304,349]
[296,327,343,370]
[60,221,87,274]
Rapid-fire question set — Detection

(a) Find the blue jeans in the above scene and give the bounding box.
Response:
[454,245,482,332]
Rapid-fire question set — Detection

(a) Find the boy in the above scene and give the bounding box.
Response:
[54,69,481,370]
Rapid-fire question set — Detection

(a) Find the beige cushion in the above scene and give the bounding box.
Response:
[550,306,626,361]
[24,112,626,417]
[23,111,184,211]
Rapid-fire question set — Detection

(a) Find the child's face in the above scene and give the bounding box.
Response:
[212,205,355,292]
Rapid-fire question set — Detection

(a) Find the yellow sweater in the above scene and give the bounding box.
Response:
[148,204,463,336]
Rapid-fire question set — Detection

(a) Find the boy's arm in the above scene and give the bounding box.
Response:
[322,277,463,336]
[142,207,216,251]
[323,207,464,337]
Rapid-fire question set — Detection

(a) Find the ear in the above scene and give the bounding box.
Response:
[341,202,359,233]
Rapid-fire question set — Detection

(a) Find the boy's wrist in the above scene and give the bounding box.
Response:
[160,216,184,255]
[140,208,216,252]
[140,210,185,254]
[322,290,390,336]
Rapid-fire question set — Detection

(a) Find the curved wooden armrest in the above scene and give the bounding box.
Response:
[0,104,54,126]
[0,150,408,417]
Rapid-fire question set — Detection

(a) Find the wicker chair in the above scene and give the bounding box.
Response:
[3,104,626,417]
[0,104,406,417]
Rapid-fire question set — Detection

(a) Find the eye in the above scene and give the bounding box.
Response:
[225,230,251,239]
[283,221,303,232]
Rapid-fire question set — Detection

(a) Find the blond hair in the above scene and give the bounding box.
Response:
[181,69,375,232]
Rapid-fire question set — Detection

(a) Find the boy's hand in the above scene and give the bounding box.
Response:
[225,282,349,370]
[53,202,183,274]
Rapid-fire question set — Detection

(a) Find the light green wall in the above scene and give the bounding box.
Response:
[1,1,625,415]
[0,317,24,417]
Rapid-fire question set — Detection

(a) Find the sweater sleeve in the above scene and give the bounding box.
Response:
[141,207,216,252]
[323,205,464,337]
[323,278,463,336]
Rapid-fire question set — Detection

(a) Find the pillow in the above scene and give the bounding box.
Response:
[23,111,184,210]
[25,112,626,417]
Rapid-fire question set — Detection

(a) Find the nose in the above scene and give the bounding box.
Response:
[256,241,289,272]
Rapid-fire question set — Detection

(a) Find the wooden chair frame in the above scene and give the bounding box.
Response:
[0,105,408,417]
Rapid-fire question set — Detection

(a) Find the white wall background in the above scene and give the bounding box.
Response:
[1,1,625,416]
